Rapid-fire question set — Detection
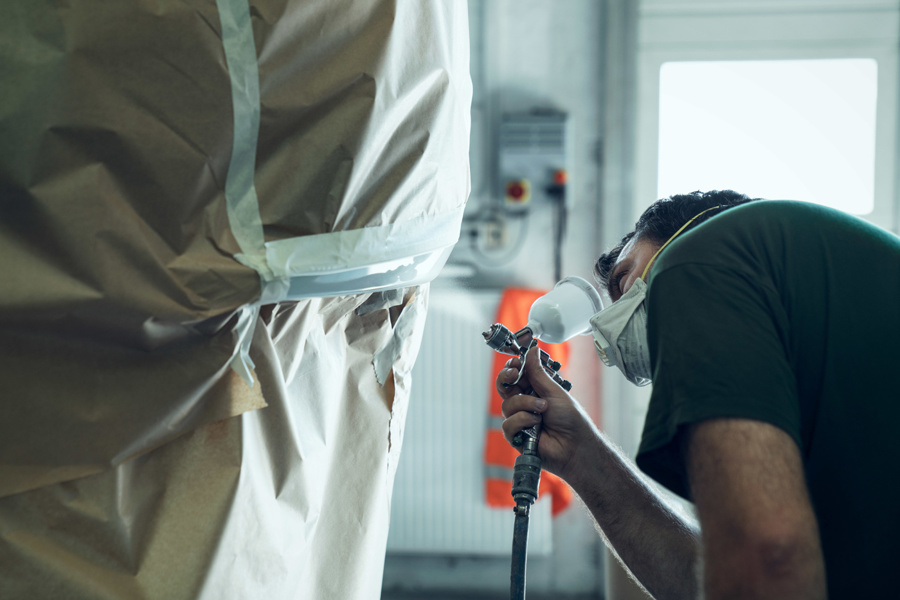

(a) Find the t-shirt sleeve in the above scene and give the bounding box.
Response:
[635,262,803,500]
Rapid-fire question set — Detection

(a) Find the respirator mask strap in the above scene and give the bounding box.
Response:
[640,205,722,280]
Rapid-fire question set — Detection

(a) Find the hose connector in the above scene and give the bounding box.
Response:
[511,448,541,516]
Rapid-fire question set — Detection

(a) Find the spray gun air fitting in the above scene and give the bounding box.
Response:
[511,433,542,516]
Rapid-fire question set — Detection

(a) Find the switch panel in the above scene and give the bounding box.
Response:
[498,111,567,211]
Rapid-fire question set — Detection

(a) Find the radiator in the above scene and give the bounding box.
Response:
[386,286,552,555]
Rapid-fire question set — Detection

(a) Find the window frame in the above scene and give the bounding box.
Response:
[634,1,900,231]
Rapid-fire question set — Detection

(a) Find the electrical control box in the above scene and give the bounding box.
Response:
[498,111,567,211]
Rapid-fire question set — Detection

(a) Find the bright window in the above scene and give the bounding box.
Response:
[657,59,878,215]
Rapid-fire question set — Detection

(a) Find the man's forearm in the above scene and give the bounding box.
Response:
[566,432,701,600]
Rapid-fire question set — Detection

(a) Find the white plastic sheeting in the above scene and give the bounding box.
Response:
[0,0,470,597]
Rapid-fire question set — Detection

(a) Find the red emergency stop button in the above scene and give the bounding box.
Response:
[505,179,531,204]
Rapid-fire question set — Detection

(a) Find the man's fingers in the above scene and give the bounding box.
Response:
[501,392,548,419]
[496,367,520,397]
[506,356,522,369]
[501,411,542,444]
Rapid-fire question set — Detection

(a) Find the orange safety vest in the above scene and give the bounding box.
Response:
[484,287,573,516]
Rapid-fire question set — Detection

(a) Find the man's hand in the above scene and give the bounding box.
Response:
[496,346,599,485]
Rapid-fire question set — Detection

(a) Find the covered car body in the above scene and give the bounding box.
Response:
[0,0,470,597]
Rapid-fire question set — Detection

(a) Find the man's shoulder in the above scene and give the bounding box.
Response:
[653,199,895,278]
[715,199,865,227]
[693,199,844,239]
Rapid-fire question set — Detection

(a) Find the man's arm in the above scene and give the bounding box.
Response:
[685,418,827,600]
[564,426,702,600]
[499,350,701,600]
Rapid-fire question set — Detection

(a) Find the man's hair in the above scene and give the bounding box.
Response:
[593,190,758,291]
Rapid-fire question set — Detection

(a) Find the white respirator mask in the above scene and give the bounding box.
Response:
[589,278,651,386]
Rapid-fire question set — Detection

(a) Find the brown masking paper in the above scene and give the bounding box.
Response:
[0,0,469,597]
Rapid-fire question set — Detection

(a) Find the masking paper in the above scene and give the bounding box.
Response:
[0,288,430,599]
[0,0,469,597]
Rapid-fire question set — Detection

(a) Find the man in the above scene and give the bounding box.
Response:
[498,190,900,599]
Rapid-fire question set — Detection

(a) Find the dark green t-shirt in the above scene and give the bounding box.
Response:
[635,200,900,597]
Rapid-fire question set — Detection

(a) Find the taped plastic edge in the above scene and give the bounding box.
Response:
[216,0,269,279]
[258,206,464,301]
[264,245,454,302]
[229,303,260,384]
[216,0,267,384]
[264,206,465,277]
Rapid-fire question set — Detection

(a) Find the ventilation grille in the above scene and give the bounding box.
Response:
[499,114,566,153]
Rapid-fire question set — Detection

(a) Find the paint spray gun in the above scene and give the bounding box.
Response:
[482,276,603,600]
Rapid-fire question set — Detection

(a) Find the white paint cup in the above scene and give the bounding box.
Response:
[525,276,604,344]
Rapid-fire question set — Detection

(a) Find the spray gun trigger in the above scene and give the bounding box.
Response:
[509,341,538,388]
